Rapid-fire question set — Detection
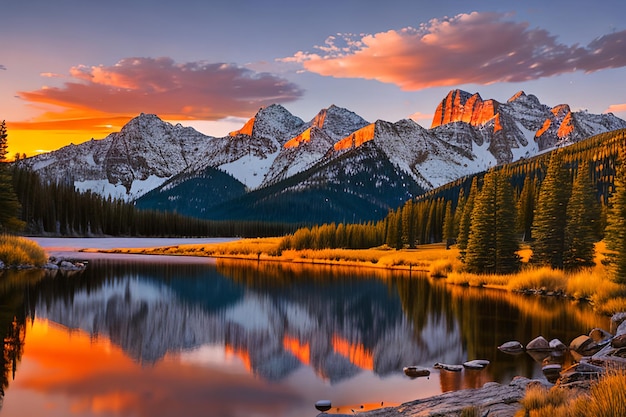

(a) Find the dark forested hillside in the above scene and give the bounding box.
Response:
[10,167,297,237]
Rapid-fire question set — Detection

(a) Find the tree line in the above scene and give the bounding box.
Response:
[281,129,626,283]
[8,166,299,237]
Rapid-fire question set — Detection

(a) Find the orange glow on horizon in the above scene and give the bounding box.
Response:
[5,116,131,159]
[331,334,374,371]
[283,335,311,366]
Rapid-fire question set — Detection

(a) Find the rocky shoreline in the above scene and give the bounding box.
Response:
[0,256,87,272]
[319,312,626,417]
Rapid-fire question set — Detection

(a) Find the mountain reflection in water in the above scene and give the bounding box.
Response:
[0,256,610,417]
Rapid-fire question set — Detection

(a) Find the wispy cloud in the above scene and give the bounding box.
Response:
[0,64,6,71]
[19,57,304,122]
[280,12,626,90]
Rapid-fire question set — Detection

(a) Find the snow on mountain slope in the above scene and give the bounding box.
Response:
[17,90,626,220]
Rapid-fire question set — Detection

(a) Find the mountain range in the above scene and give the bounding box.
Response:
[18,89,626,224]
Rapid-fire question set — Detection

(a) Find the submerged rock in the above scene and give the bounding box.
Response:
[498,340,525,354]
[463,359,490,370]
[403,366,430,378]
[433,363,463,372]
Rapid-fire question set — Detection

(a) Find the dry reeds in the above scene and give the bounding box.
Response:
[0,235,47,267]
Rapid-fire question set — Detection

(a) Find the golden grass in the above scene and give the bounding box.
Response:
[517,370,626,417]
[98,238,626,314]
[0,235,48,267]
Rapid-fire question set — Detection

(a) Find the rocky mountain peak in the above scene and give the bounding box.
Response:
[334,123,376,151]
[431,89,500,128]
[507,91,526,102]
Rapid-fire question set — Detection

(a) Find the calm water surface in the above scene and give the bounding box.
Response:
[0,240,610,417]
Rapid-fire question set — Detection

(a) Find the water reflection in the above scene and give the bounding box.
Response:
[0,257,610,417]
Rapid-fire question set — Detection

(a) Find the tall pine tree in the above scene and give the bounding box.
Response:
[0,121,25,233]
[464,170,520,274]
[457,177,478,261]
[605,147,626,284]
[531,151,571,269]
[563,160,600,270]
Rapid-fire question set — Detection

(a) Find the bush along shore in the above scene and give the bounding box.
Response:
[0,235,85,272]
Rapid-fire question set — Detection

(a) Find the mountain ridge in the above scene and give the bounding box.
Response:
[17,89,626,223]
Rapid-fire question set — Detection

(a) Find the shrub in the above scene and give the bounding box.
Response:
[0,235,47,267]
[507,267,567,292]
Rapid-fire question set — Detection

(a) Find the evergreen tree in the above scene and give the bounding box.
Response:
[516,175,536,241]
[563,161,600,270]
[464,170,520,274]
[0,121,25,233]
[401,199,416,248]
[531,151,571,269]
[442,200,455,249]
[605,147,626,284]
[457,177,478,260]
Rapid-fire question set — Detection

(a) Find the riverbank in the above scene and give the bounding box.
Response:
[89,237,626,316]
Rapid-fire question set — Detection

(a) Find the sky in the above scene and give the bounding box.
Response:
[2,0,626,158]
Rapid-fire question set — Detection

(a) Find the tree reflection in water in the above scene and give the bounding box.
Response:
[0,257,611,416]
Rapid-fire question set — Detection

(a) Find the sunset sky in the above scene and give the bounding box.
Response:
[2,0,626,158]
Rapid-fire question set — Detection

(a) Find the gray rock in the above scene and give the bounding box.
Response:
[323,377,543,417]
[589,328,612,344]
[498,341,524,354]
[549,338,567,351]
[527,336,551,352]
[610,312,626,335]
[611,334,626,349]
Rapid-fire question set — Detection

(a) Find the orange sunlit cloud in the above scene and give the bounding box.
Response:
[280,12,626,90]
[606,103,626,114]
[19,57,304,121]
[7,57,304,157]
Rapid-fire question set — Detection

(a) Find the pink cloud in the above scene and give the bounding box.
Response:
[19,57,304,120]
[606,103,626,114]
[280,12,626,90]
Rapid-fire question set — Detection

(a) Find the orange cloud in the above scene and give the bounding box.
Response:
[18,57,304,121]
[281,12,626,90]
[606,103,626,114]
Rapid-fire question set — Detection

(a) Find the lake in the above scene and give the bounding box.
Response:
[0,238,610,417]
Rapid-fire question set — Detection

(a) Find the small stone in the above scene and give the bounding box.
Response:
[498,341,525,354]
[463,360,490,370]
[315,400,332,412]
[403,366,430,378]
[434,363,463,372]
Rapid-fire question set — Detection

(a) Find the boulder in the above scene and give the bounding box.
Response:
[589,328,613,344]
[527,336,551,352]
[549,338,567,351]
[569,335,600,360]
